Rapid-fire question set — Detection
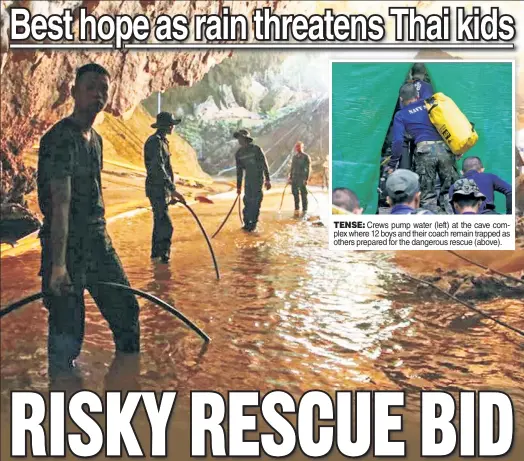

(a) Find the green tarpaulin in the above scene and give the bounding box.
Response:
[332,62,513,214]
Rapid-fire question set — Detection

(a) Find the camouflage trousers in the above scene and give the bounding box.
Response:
[414,141,459,214]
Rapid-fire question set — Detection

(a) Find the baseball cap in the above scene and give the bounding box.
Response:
[385,169,420,199]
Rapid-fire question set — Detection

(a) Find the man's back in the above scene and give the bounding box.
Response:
[413,79,434,100]
[449,170,512,214]
[393,101,441,145]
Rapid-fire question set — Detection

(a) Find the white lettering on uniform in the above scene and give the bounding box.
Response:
[408,106,424,115]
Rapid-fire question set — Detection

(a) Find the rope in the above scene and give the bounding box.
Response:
[403,273,524,337]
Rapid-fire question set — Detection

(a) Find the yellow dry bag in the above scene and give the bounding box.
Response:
[424,93,478,156]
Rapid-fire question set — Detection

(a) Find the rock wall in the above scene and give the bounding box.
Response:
[0,0,309,205]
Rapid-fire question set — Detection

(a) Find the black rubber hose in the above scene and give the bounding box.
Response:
[0,282,211,343]
[238,193,243,225]
[179,202,220,280]
[98,281,210,342]
[212,196,239,239]
[0,292,44,319]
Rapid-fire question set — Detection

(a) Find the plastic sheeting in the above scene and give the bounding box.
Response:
[332,62,513,214]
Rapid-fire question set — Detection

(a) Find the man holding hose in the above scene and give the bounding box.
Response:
[37,63,140,382]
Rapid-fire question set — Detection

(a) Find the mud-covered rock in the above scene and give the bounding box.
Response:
[0,203,41,245]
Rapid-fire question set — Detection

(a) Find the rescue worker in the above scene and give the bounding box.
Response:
[387,82,459,214]
[234,129,271,232]
[144,112,186,263]
[449,156,512,215]
[409,63,435,101]
[289,141,311,217]
[332,188,363,214]
[398,63,434,110]
[449,178,486,215]
[37,63,140,381]
[385,169,434,215]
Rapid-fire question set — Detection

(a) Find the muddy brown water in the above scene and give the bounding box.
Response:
[1,190,523,459]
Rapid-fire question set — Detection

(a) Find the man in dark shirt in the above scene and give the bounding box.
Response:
[144,112,186,263]
[387,82,459,214]
[234,129,271,232]
[449,178,486,215]
[289,141,311,217]
[410,63,434,101]
[398,63,434,109]
[385,169,434,215]
[37,63,140,381]
[449,156,512,214]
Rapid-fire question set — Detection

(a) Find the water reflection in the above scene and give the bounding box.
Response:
[1,195,523,419]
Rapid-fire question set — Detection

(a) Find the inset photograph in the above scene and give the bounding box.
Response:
[331,61,514,216]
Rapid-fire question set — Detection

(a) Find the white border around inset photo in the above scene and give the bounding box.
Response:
[328,59,516,251]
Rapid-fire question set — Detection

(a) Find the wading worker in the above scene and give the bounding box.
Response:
[234,129,271,232]
[387,82,459,214]
[37,63,140,380]
[409,63,434,101]
[144,112,186,263]
[289,141,311,217]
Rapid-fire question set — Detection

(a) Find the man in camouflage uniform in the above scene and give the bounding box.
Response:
[289,141,311,217]
[37,63,140,381]
[387,82,459,213]
[234,129,271,232]
[144,112,186,263]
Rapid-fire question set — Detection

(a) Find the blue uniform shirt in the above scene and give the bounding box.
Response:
[390,204,434,215]
[413,79,434,100]
[390,204,416,214]
[389,100,441,168]
[449,170,512,214]
[399,79,434,108]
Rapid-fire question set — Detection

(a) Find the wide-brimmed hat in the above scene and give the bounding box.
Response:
[233,129,253,142]
[151,112,181,128]
[450,178,486,201]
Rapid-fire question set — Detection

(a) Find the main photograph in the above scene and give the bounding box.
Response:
[331,61,514,216]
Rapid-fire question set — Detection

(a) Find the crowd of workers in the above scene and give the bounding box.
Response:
[34,62,319,383]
